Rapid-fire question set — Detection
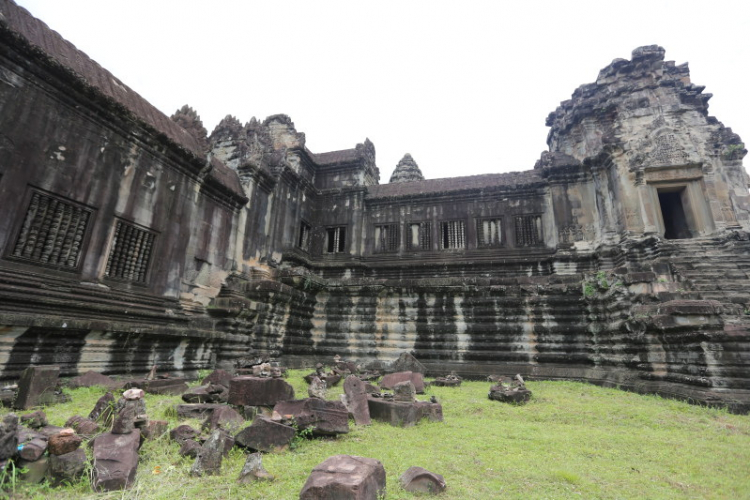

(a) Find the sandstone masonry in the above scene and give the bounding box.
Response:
[0,1,748,410]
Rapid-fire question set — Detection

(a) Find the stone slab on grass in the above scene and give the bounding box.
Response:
[399,466,447,494]
[235,416,295,453]
[380,371,425,394]
[228,376,295,406]
[273,398,349,436]
[300,454,386,500]
[92,430,141,491]
[367,398,443,427]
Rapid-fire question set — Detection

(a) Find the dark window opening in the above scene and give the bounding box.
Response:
[658,189,691,239]
[326,226,346,253]
[515,215,543,247]
[298,222,311,251]
[440,220,466,250]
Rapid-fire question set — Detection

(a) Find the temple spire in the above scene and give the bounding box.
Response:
[389,153,424,183]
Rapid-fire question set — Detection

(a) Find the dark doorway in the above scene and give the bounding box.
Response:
[658,189,691,239]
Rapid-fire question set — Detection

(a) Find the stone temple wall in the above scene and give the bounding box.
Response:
[0,0,749,411]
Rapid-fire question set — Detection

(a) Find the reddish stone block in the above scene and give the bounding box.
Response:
[228,376,295,406]
[380,371,425,393]
[300,455,386,500]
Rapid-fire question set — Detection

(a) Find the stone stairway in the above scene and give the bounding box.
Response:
[663,238,750,322]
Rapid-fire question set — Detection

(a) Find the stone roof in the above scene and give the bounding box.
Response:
[367,170,544,199]
[310,148,359,166]
[0,0,244,200]
[389,154,425,183]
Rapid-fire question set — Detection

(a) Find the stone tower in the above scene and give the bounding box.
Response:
[389,154,424,183]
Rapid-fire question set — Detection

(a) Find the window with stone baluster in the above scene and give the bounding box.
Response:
[325,226,347,253]
[104,219,156,284]
[477,218,502,247]
[514,215,543,247]
[374,223,399,253]
[9,188,93,271]
[406,221,431,250]
[440,220,466,250]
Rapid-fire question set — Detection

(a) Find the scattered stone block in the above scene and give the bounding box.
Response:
[367,398,443,427]
[364,383,380,394]
[139,420,168,440]
[20,410,47,429]
[216,429,235,457]
[175,403,225,419]
[203,405,244,433]
[342,376,371,426]
[190,429,225,476]
[228,376,295,406]
[0,388,14,407]
[235,416,295,453]
[488,374,532,404]
[17,433,47,461]
[179,439,201,458]
[65,415,99,438]
[380,371,425,393]
[17,457,48,483]
[308,376,327,399]
[48,429,82,455]
[182,384,228,404]
[124,378,188,396]
[37,424,64,438]
[399,466,447,494]
[92,430,141,491]
[0,414,18,460]
[239,405,269,420]
[432,374,462,387]
[14,366,60,409]
[89,392,115,424]
[393,381,416,402]
[48,448,87,486]
[299,455,386,500]
[201,369,233,388]
[325,374,342,387]
[391,352,426,374]
[273,398,349,436]
[238,452,274,484]
[112,400,138,434]
[334,360,358,375]
[170,424,199,444]
[67,371,122,390]
[488,386,532,404]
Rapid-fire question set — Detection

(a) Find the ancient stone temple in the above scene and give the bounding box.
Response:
[0,1,748,410]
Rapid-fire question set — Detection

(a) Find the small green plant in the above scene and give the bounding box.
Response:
[290,419,315,450]
[723,143,745,159]
[0,460,28,497]
[596,271,609,290]
[583,282,596,297]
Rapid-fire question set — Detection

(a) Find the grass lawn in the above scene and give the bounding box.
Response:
[3,371,750,499]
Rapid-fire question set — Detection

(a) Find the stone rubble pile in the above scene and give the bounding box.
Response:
[1,354,459,497]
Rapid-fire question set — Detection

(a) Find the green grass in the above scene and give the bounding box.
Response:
[4,372,750,499]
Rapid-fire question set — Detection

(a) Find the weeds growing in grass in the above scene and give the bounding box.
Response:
[2,373,750,499]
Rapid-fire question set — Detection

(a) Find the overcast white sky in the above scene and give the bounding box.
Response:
[14,0,750,182]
